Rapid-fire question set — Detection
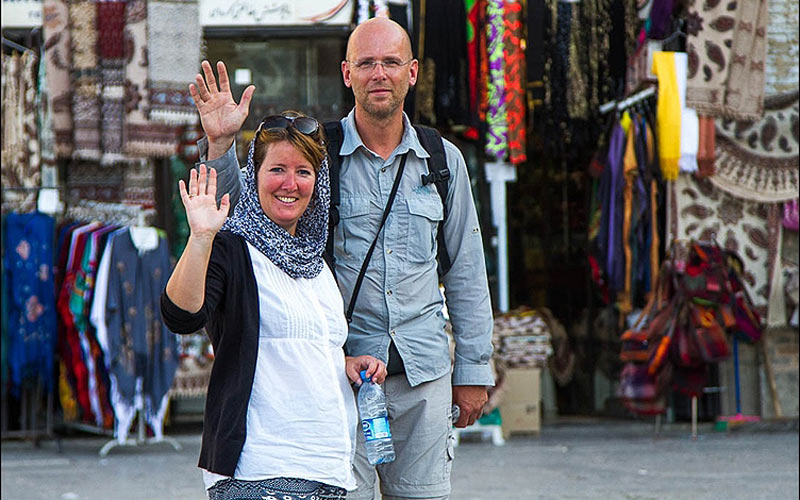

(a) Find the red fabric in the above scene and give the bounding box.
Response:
[97,1,127,59]
[503,0,526,164]
[477,0,489,122]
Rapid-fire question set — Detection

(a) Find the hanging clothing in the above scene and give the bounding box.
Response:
[651,51,681,180]
[485,0,507,160]
[504,0,526,164]
[105,228,178,437]
[3,213,57,396]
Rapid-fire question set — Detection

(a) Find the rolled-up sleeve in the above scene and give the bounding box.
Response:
[440,141,495,387]
[196,136,244,208]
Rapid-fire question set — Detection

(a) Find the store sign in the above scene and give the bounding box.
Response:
[199,0,352,26]
[1,0,42,28]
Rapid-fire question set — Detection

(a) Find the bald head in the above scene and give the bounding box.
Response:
[346,17,414,62]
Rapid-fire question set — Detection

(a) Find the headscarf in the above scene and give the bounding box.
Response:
[221,136,330,279]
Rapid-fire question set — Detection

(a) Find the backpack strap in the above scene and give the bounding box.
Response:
[413,125,452,277]
[323,120,344,278]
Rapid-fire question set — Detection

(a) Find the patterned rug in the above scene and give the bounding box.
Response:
[123,0,180,157]
[710,90,799,203]
[673,173,771,314]
[70,0,102,161]
[42,0,73,158]
[685,0,769,121]
[147,0,201,125]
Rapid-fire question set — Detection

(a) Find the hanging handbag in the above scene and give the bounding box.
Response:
[689,303,731,362]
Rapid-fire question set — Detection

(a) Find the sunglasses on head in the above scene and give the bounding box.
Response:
[257,115,320,136]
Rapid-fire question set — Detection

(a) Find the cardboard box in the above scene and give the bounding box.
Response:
[500,367,541,437]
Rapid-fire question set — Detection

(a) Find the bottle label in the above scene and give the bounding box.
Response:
[362,417,391,441]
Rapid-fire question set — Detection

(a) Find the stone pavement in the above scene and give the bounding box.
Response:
[1,419,797,500]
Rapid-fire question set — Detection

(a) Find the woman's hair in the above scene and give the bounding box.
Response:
[252,110,326,176]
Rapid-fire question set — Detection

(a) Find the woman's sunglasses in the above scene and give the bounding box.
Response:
[257,115,320,136]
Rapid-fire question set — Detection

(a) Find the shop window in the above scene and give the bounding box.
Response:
[205,35,350,159]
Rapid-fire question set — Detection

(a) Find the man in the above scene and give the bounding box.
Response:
[189,17,494,500]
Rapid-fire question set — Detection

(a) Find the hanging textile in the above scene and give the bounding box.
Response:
[503,0,526,164]
[97,0,127,164]
[675,52,699,174]
[674,174,772,313]
[477,0,489,122]
[424,0,469,127]
[485,0,507,160]
[695,115,716,177]
[464,0,480,136]
[146,0,202,125]
[652,51,681,180]
[70,0,102,160]
[123,0,180,157]
[1,51,40,212]
[710,90,799,203]
[526,0,546,117]
[685,0,769,121]
[105,228,178,440]
[3,213,58,396]
[42,0,74,158]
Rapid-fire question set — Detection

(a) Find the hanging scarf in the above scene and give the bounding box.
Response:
[485,0,507,161]
[221,139,330,280]
[652,51,681,180]
[504,0,526,165]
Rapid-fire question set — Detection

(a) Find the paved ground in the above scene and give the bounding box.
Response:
[1,419,797,500]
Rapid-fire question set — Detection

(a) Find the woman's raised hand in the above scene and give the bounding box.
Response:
[178,165,230,240]
[189,60,255,145]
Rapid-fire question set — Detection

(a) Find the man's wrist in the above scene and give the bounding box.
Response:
[206,135,235,161]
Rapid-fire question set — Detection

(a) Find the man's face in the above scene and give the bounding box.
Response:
[342,23,418,121]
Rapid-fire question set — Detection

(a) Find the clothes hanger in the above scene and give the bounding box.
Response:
[1,36,34,55]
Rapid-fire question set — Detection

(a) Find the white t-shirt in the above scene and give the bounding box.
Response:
[203,243,358,490]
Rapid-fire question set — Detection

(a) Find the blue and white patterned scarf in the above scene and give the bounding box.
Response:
[221,137,330,279]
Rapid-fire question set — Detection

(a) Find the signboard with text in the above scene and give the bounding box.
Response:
[199,0,352,27]
[1,0,42,28]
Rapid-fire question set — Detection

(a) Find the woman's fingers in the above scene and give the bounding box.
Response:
[198,164,208,196]
[207,167,217,197]
[188,168,198,197]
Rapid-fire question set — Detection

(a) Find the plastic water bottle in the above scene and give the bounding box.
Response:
[358,370,396,465]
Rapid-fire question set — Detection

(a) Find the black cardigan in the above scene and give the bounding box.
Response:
[161,231,259,476]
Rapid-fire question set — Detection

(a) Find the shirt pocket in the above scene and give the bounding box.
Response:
[405,196,443,264]
[336,198,372,263]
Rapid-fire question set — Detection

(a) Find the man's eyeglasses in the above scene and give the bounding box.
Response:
[257,115,320,136]
[347,58,414,72]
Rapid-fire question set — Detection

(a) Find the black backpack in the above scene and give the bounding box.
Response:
[322,121,452,279]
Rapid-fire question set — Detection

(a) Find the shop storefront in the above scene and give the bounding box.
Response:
[1,0,797,447]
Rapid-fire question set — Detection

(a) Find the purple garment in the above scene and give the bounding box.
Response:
[606,123,626,291]
[647,0,675,40]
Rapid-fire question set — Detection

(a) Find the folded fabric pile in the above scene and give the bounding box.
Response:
[492,308,553,369]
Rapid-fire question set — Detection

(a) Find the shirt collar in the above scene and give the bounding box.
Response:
[339,108,430,161]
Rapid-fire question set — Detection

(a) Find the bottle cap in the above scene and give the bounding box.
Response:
[360,370,370,383]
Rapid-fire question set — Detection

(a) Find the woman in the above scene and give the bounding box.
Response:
[161,112,386,500]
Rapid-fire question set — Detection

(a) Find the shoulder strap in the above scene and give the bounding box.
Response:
[413,125,452,276]
[322,120,344,278]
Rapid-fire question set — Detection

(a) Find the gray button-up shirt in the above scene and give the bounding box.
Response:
[200,109,494,387]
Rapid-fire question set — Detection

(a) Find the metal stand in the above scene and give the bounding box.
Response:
[98,409,182,457]
[1,380,60,450]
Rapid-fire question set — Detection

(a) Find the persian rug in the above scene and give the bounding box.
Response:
[710,90,799,203]
[147,0,202,125]
[123,0,180,157]
[70,0,102,161]
[42,0,73,158]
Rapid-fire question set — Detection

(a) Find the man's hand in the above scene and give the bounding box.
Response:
[189,60,255,159]
[345,356,387,386]
[452,385,488,428]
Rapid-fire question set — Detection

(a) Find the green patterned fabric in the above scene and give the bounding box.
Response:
[486,0,507,160]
